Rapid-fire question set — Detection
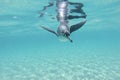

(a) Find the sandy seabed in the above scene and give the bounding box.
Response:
[0,53,120,80]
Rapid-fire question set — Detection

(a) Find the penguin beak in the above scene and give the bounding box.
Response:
[67,36,73,43]
[63,31,72,42]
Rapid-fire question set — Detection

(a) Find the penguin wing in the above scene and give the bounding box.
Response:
[70,20,86,33]
[41,26,58,36]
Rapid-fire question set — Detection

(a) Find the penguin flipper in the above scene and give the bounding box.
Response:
[41,26,58,36]
[70,20,86,33]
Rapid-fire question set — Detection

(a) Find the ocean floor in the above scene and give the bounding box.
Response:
[0,52,120,80]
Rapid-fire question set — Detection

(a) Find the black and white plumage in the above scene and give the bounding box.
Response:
[40,0,87,42]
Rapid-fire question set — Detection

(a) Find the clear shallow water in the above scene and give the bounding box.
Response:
[0,0,120,80]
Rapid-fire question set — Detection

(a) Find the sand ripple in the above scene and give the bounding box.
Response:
[0,55,120,80]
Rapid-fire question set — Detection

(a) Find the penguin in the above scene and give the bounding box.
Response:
[40,0,87,42]
[41,20,86,42]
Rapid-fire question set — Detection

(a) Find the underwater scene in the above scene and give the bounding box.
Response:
[0,0,120,80]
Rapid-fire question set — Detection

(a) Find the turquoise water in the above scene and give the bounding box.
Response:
[0,0,120,80]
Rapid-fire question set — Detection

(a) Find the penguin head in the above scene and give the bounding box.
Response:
[63,30,70,37]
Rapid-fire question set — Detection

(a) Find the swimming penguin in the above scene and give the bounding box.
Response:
[40,0,87,42]
[41,20,86,42]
